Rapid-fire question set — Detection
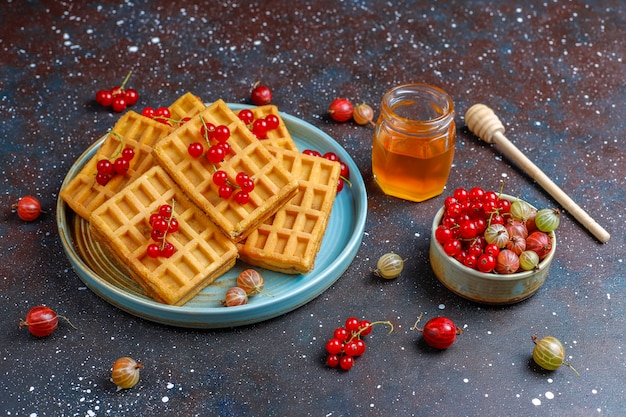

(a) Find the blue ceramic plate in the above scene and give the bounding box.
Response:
[57,104,367,328]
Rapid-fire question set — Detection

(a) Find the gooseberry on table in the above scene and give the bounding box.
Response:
[531,335,580,376]
[250,82,272,106]
[111,357,144,391]
[13,195,43,221]
[372,252,406,279]
[352,102,375,126]
[412,314,462,350]
[19,305,75,337]
[327,98,354,122]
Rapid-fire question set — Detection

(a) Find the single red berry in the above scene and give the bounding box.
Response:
[14,196,42,221]
[112,96,127,113]
[150,213,164,225]
[421,317,460,350]
[151,229,164,242]
[339,355,354,371]
[158,205,172,217]
[161,241,176,258]
[96,159,114,175]
[345,317,360,333]
[326,338,343,355]
[358,320,372,336]
[238,109,254,125]
[167,218,179,233]
[264,114,279,130]
[96,173,111,186]
[206,146,225,164]
[147,243,161,258]
[213,125,230,142]
[239,178,255,193]
[250,84,273,106]
[212,170,229,187]
[333,327,350,342]
[152,218,169,233]
[142,107,155,118]
[124,88,139,106]
[216,142,231,156]
[336,178,344,193]
[235,172,250,186]
[339,161,349,179]
[218,185,234,199]
[188,142,204,158]
[326,354,340,368]
[200,122,216,140]
[323,152,339,162]
[344,340,361,357]
[96,89,113,106]
[252,118,268,139]
[328,98,353,122]
[113,157,130,174]
[121,147,135,161]
[477,254,496,273]
[234,191,250,205]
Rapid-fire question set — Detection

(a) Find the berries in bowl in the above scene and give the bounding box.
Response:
[429,187,558,305]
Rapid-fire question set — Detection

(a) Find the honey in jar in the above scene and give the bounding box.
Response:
[372,83,456,202]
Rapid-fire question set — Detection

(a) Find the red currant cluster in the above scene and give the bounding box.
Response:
[325,317,393,371]
[95,71,138,113]
[141,106,179,127]
[302,149,350,193]
[435,187,554,274]
[237,109,279,139]
[96,139,135,186]
[146,203,178,258]
[212,170,255,204]
[187,118,232,163]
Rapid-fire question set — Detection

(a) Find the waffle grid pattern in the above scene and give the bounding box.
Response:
[153,99,298,241]
[89,165,238,305]
[237,147,340,274]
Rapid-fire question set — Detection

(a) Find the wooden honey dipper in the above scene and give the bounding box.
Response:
[465,104,610,243]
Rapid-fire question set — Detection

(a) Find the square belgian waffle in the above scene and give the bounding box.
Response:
[237,147,340,274]
[153,99,299,242]
[234,105,298,151]
[89,165,238,306]
[60,92,206,221]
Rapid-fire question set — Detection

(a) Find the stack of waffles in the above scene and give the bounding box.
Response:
[60,94,341,306]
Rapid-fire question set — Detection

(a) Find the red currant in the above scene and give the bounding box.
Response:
[121,147,135,161]
[112,96,127,112]
[339,161,350,179]
[142,107,155,118]
[326,338,343,355]
[264,114,279,130]
[212,170,229,187]
[206,146,225,164]
[234,191,250,205]
[477,254,496,273]
[303,149,321,157]
[326,354,340,368]
[336,178,345,193]
[96,173,111,186]
[124,88,139,106]
[339,355,354,371]
[167,218,179,233]
[323,152,339,162]
[161,242,176,258]
[252,118,268,139]
[345,317,360,333]
[358,320,372,336]
[113,157,130,174]
[333,327,350,342]
[218,185,234,199]
[213,125,230,142]
[96,90,113,106]
[188,142,204,158]
[97,159,114,175]
[238,109,254,125]
[147,243,161,258]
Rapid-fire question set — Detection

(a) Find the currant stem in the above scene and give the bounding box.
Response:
[160,199,176,251]
[347,320,394,343]
[120,70,133,90]
[410,313,425,331]
[107,130,125,160]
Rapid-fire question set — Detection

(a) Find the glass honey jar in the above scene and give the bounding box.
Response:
[372,83,456,202]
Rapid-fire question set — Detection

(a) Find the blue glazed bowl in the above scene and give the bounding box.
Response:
[429,195,556,305]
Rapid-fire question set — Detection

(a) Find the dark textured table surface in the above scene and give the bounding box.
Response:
[1,1,624,416]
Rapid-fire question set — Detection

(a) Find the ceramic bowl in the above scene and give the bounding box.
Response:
[429,195,556,305]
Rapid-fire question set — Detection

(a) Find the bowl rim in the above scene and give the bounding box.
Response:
[430,193,556,281]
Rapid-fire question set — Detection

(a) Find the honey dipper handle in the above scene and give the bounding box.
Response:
[465,104,611,243]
